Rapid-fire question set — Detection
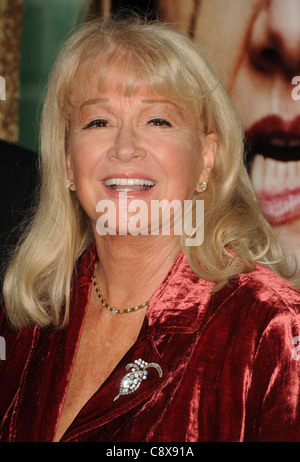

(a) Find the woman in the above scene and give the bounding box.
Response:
[0,17,300,442]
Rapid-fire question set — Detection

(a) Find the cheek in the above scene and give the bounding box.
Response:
[161,141,202,192]
[159,144,199,175]
[68,136,102,179]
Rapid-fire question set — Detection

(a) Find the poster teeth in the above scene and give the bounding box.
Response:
[250,154,300,194]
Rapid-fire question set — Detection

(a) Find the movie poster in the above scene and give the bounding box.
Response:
[105,0,300,270]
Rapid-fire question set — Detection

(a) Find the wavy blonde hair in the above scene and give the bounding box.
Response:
[3,16,298,329]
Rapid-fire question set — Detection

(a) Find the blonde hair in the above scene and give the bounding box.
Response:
[3,16,298,329]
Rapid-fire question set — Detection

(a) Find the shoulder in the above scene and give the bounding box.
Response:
[210,263,300,318]
[240,263,300,315]
[200,264,300,358]
[195,263,300,374]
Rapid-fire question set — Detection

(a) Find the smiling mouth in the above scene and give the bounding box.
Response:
[246,115,300,225]
[104,178,155,192]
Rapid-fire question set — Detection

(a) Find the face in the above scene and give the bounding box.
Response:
[158,0,300,263]
[66,74,216,238]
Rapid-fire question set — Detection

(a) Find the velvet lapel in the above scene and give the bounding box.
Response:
[61,319,168,442]
[60,251,214,442]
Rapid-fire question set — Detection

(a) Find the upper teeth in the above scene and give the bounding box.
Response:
[250,154,300,194]
[104,178,154,186]
[270,138,300,147]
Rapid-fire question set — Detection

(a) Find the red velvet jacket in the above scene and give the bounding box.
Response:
[1,246,300,442]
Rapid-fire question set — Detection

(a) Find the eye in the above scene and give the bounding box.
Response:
[148,118,172,127]
[83,119,108,129]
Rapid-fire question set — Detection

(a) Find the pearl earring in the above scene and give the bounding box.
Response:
[66,178,74,189]
[198,181,207,191]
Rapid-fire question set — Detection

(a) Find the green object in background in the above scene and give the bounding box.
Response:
[19,0,88,151]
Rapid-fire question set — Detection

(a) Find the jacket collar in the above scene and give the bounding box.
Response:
[78,243,215,336]
[145,250,215,335]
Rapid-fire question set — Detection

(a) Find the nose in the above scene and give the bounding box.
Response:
[249,0,300,75]
[108,123,147,163]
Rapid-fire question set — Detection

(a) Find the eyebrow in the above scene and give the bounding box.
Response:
[80,98,109,109]
[141,98,182,108]
[80,98,181,107]
[79,97,185,119]
[140,98,185,119]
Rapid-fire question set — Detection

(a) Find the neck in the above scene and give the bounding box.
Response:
[94,234,181,309]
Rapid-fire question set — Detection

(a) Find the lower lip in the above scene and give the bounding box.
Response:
[257,188,300,225]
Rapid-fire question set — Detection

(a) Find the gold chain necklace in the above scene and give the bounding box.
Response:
[92,262,150,315]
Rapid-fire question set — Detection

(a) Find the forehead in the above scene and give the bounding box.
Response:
[68,58,193,114]
[74,67,147,101]
[62,49,206,127]
[72,83,198,130]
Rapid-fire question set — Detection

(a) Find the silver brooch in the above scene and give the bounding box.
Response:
[113,358,163,401]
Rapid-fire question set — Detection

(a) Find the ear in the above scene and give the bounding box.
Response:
[66,152,76,191]
[196,132,217,192]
